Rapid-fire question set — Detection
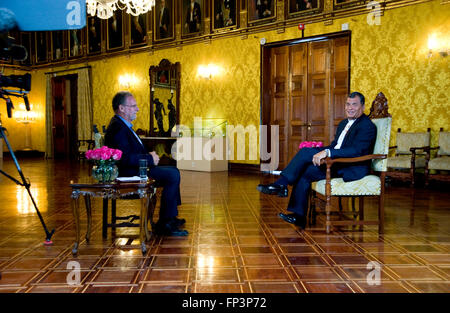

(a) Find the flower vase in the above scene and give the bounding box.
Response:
[92,162,119,183]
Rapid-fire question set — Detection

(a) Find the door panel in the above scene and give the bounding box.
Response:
[331,37,350,141]
[51,75,78,159]
[52,77,66,158]
[270,46,289,169]
[288,44,308,162]
[308,41,330,145]
[262,34,350,170]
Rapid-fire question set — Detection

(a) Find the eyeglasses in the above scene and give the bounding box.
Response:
[121,104,138,108]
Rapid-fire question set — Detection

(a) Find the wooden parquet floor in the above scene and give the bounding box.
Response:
[0,157,449,293]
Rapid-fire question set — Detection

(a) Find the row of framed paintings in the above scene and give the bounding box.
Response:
[14,0,365,65]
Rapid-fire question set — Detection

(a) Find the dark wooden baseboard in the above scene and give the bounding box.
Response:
[228,163,261,174]
[3,150,45,158]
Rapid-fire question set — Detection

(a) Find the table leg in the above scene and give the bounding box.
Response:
[140,195,147,255]
[102,198,108,239]
[111,199,117,232]
[142,196,150,241]
[71,190,81,255]
[148,188,157,230]
[84,195,92,242]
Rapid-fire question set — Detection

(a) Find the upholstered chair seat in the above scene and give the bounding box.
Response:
[312,175,381,196]
[428,156,450,171]
[387,155,427,168]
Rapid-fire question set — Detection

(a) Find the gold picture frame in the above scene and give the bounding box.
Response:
[182,0,204,37]
[247,0,276,25]
[213,0,238,32]
[129,12,148,46]
[35,31,48,64]
[154,0,175,42]
[68,29,83,58]
[107,10,124,51]
[287,0,322,18]
[87,15,102,55]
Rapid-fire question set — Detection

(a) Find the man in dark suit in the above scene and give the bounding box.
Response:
[257,92,377,229]
[215,0,236,28]
[104,91,187,236]
[158,0,170,39]
[256,0,272,19]
[185,0,201,33]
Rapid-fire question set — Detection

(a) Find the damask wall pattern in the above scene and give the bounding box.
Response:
[1,0,448,164]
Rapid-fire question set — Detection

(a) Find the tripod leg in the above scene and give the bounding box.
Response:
[0,126,55,243]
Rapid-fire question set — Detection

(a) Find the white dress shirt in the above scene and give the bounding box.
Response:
[325,119,356,157]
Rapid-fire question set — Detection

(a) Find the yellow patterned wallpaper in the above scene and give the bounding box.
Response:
[2,0,448,164]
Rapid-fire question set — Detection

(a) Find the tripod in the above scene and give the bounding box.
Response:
[0,115,55,244]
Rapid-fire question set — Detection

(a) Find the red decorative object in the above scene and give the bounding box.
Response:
[298,23,305,30]
[299,141,323,149]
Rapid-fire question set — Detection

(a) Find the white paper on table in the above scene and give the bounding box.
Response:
[116,176,142,182]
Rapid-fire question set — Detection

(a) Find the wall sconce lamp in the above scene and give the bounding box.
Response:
[118,73,138,89]
[197,64,220,79]
[14,103,37,151]
[428,33,449,58]
[14,103,36,124]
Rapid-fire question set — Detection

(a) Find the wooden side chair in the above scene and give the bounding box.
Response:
[386,128,430,186]
[425,128,450,185]
[77,139,95,161]
[309,92,392,234]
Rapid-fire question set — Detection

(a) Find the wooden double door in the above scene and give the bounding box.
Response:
[262,33,350,170]
[51,75,78,159]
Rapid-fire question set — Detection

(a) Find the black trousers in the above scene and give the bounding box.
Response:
[149,166,181,220]
[281,147,327,216]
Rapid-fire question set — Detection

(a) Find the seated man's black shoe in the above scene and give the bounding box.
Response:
[257,183,288,197]
[278,213,306,229]
[170,217,186,227]
[154,221,188,236]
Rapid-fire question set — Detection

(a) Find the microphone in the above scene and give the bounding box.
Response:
[6,98,14,118]
[23,94,30,111]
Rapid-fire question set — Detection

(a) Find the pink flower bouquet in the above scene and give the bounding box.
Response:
[85,146,122,183]
[299,141,324,149]
[85,146,122,162]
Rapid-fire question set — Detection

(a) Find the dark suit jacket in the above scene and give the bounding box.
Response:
[186,1,201,32]
[324,114,377,182]
[159,7,170,38]
[104,115,154,177]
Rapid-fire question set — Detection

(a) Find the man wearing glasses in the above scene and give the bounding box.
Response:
[105,91,187,236]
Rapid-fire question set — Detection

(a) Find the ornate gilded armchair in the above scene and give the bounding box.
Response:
[309,92,392,234]
[386,128,430,186]
[425,128,450,185]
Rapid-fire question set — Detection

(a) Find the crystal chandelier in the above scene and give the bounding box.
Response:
[86,0,155,19]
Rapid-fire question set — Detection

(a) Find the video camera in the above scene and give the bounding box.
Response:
[0,33,28,62]
[0,8,30,118]
[0,72,31,118]
[0,0,87,117]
